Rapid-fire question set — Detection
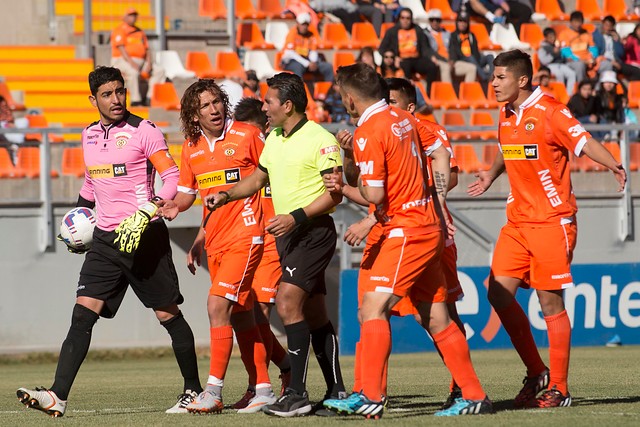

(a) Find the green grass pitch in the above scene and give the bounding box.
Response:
[1,346,639,426]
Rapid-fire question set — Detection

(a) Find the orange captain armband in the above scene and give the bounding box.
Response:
[149,149,178,174]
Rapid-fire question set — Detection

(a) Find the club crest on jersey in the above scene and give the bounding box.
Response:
[224,148,235,156]
[356,138,367,151]
[524,117,537,133]
[114,132,131,149]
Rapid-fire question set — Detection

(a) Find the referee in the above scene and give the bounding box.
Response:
[205,72,346,417]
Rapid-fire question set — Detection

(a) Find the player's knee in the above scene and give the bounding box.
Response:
[71,303,99,333]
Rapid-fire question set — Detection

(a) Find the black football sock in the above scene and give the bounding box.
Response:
[161,311,202,393]
[311,321,346,398]
[284,321,311,395]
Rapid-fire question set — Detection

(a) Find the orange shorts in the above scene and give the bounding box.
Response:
[207,238,264,312]
[442,242,463,303]
[252,241,281,304]
[491,220,577,290]
[359,227,445,305]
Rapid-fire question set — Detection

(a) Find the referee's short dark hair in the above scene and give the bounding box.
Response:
[385,77,416,105]
[266,73,308,113]
[89,66,124,96]
[335,62,381,101]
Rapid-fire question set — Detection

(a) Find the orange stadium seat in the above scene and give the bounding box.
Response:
[320,22,352,49]
[414,81,431,107]
[16,147,59,178]
[603,0,640,20]
[61,147,85,177]
[0,82,25,111]
[486,84,500,106]
[576,0,604,21]
[56,0,152,16]
[459,82,497,109]
[0,45,76,60]
[519,23,544,50]
[350,22,380,49]
[430,82,469,110]
[185,51,221,78]
[531,52,541,72]
[425,0,456,20]
[470,111,498,140]
[236,22,276,50]
[627,81,640,108]
[630,144,640,171]
[314,81,333,100]
[199,0,227,19]
[332,51,356,72]
[442,112,472,140]
[24,115,65,143]
[481,143,500,168]
[380,22,395,40]
[471,23,501,50]
[535,0,569,21]
[0,149,24,178]
[73,15,165,34]
[453,144,483,173]
[236,0,268,19]
[542,82,569,104]
[213,51,247,80]
[151,82,181,110]
[258,0,292,19]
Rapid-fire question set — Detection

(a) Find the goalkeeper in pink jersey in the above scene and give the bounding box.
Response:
[17,67,202,417]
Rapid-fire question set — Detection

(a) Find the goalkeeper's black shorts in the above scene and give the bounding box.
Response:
[77,220,183,318]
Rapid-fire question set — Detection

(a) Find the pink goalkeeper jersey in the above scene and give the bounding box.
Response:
[79,113,178,231]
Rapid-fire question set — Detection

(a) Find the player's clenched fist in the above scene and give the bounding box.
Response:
[113,201,158,253]
[203,191,230,211]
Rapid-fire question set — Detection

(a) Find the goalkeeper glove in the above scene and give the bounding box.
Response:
[57,234,89,254]
[113,201,159,253]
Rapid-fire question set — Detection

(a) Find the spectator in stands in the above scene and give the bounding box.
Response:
[532,65,552,87]
[624,24,640,70]
[354,0,399,37]
[593,16,640,81]
[281,13,334,88]
[596,70,627,130]
[378,8,439,94]
[425,9,453,84]
[110,8,165,106]
[357,46,378,70]
[467,0,532,35]
[557,11,598,75]
[309,0,362,33]
[243,70,261,98]
[449,12,494,89]
[379,50,405,77]
[567,79,606,139]
[538,27,585,95]
[0,95,28,166]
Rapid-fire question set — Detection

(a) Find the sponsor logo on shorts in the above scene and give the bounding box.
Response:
[552,272,572,280]
[87,163,127,178]
[77,285,85,291]
[285,266,297,277]
[196,168,240,189]
[370,276,390,282]
[501,144,538,160]
[217,281,236,290]
[320,145,339,155]
[261,287,277,293]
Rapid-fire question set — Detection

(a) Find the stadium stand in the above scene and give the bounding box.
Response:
[0,82,25,111]
[0,150,24,178]
[471,23,502,51]
[459,82,498,109]
[603,0,640,20]
[16,147,59,178]
[212,51,247,80]
[24,115,65,143]
[73,15,165,34]
[470,112,499,140]
[155,50,196,80]
[265,21,291,51]
[0,45,76,60]
[185,51,221,78]
[236,22,276,50]
[314,81,333,100]
[320,22,353,50]
[535,0,570,21]
[4,76,87,92]
[235,0,268,19]
[424,0,456,20]
[258,0,292,19]
[442,112,472,140]
[490,23,531,50]
[575,0,605,21]
[24,91,92,109]
[332,51,357,72]
[199,0,228,20]
[628,82,640,109]
[61,147,85,177]
[243,51,278,80]
[519,23,544,50]
[151,82,181,110]
[55,0,152,16]
[481,143,500,168]
[429,82,470,110]
[453,144,483,173]
[399,0,432,26]
[350,22,380,49]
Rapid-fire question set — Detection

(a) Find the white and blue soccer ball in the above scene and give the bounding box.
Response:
[59,207,96,251]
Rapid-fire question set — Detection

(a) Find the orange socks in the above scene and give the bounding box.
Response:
[545,310,571,395]
[209,326,233,381]
[257,323,274,364]
[496,300,547,377]
[433,322,485,401]
[236,326,271,387]
[361,319,391,401]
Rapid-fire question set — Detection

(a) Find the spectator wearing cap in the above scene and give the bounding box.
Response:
[378,7,439,94]
[538,27,585,95]
[467,0,532,35]
[424,8,452,83]
[596,70,627,127]
[281,13,334,88]
[110,8,165,106]
[593,16,640,82]
[449,12,494,88]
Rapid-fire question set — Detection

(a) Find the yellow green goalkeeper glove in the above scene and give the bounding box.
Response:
[113,201,158,253]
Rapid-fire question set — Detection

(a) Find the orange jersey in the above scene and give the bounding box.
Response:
[354,100,440,233]
[111,22,148,59]
[499,88,589,226]
[260,182,277,253]
[178,120,264,251]
[397,29,419,58]
[283,27,320,59]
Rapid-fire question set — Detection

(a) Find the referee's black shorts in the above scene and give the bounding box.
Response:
[275,214,337,295]
[77,220,183,318]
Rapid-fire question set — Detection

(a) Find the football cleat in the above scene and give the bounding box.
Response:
[514,368,550,408]
[442,386,463,410]
[232,388,256,410]
[237,390,277,413]
[17,387,66,417]
[262,388,312,417]
[434,396,494,416]
[165,389,198,414]
[323,392,384,419]
[529,387,572,408]
[185,390,223,414]
[312,391,348,417]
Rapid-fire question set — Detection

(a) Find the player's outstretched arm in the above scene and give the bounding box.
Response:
[467,151,505,197]
[187,227,205,275]
[580,138,627,192]
[156,192,197,221]
[204,167,269,211]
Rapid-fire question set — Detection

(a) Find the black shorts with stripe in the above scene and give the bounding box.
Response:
[77,220,183,318]
[275,214,337,295]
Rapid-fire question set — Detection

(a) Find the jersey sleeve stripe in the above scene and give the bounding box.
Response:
[177,185,197,195]
[574,135,588,157]
[366,179,385,187]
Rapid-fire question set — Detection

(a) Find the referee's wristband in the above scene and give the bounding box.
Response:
[219,191,231,205]
[290,208,308,225]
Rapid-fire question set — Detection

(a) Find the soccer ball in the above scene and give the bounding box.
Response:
[59,207,96,251]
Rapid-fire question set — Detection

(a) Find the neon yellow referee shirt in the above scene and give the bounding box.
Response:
[259,117,342,215]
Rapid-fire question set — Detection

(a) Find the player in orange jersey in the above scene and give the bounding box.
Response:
[324,63,492,418]
[157,81,276,414]
[468,50,627,408]
[229,97,292,409]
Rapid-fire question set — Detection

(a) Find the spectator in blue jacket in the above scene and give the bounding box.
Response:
[593,15,640,81]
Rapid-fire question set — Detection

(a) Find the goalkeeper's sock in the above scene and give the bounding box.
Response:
[51,304,99,400]
[161,311,202,394]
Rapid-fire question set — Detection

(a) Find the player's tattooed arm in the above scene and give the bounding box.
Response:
[434,170,448,199]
